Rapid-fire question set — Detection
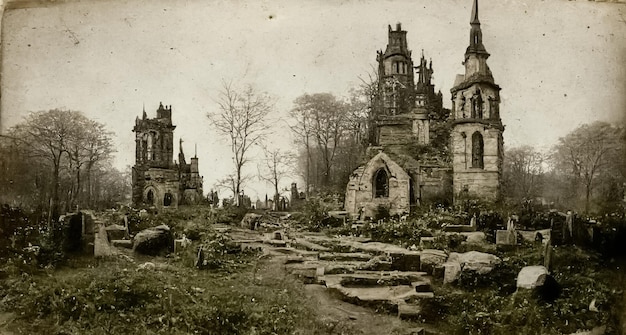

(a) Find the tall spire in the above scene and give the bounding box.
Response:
[470,0,479,24]
[142,103,147,119]
[465,0,489,58]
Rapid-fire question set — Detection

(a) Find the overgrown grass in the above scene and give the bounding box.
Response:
[0,252,347,335]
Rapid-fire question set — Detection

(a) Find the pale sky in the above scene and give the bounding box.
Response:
[1,0,625,199]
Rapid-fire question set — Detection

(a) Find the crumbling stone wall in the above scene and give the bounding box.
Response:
[345,152,411,218]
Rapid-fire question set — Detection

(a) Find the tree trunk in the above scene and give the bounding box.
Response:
[86,163,93,208]
[305,137,311,196]
[585,183,591,213]
[49,159,60,227]
[274,174,279,211]
[75,166,81,211]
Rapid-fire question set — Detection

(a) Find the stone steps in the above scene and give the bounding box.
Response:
[279,236,441,321]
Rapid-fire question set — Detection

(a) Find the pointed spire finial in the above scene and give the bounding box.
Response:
[194,143,197,158]
[471,0,480,24]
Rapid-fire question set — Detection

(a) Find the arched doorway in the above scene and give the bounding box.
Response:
[374,169,389,198]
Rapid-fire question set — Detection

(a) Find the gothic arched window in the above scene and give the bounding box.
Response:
[146,189,155,205]
[471,132,484,169]
[471,91,483,119]
[374,169,389,198]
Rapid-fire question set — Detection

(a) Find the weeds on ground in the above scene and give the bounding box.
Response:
[425,244,622,335]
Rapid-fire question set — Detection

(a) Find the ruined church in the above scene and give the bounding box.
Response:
[345,0,503,218]
[132,103,204,209]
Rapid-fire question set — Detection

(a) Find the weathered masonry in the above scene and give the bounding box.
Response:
[132,103,203,209]
[345,0,504,218]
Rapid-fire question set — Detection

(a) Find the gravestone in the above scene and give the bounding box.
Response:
[543,239,553,271]
[496,230,517,245]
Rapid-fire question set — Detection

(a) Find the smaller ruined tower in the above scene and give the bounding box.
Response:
[133,102,175,169]
[376,23,416,117]
[131,103,178,206]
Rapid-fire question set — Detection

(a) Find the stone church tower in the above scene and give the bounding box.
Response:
[132,102,203,209]
[450,0,504,204]
[372,23,436,147]
[345,24,448,218]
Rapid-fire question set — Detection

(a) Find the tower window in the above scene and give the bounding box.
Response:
[164,192,173,207]
[471,132,484,169]
[374,169,389,198]
[392,61,406,74]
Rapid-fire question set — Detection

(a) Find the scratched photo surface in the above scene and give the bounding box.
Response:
[1,0,624,195]
[1,1,626,334]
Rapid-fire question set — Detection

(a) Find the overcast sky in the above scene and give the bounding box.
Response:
[1,0,625,199]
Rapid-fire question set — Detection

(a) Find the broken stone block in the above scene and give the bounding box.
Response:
[460,231,486,244]
[443,251,502,284]
[111,240,133,249]
[273,230,284,240]
[240,213,262,230]
[413,281,432,293]
[94,225,113,257]
[319,252,371,262]
[133,225,174,256]
[516,265,549,289]
[358,255,392,271]
[284,256,304,264]
[419,236,435,248]
[264,239,287,247]
[398,302,422,320]
[419,249,447,275]
[174,236,192,253]
[496,230,517,245]
[443,224,476,233]
[389,251,421,271]
[105,224,127,242]
[449,251,502,275]
[443,261,461,284]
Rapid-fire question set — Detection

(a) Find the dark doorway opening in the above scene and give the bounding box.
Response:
[164,193,173,207]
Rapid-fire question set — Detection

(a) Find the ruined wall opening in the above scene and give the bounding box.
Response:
[374,169,389,198]
[146,189,155,205]
[66,213,83,252]
[472,131,484,169]
[163,192,173,206]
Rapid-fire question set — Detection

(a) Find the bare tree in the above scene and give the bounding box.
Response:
[552,121,624,212]
[65,118,114,209]
[288,101,314,195]
[258,145,294,210]
[503,146,544,201]
[208,81,272,204]
[214,174,237,202]
[11,110,77,224]
[7,110,115,222]
[290,93,347,191]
